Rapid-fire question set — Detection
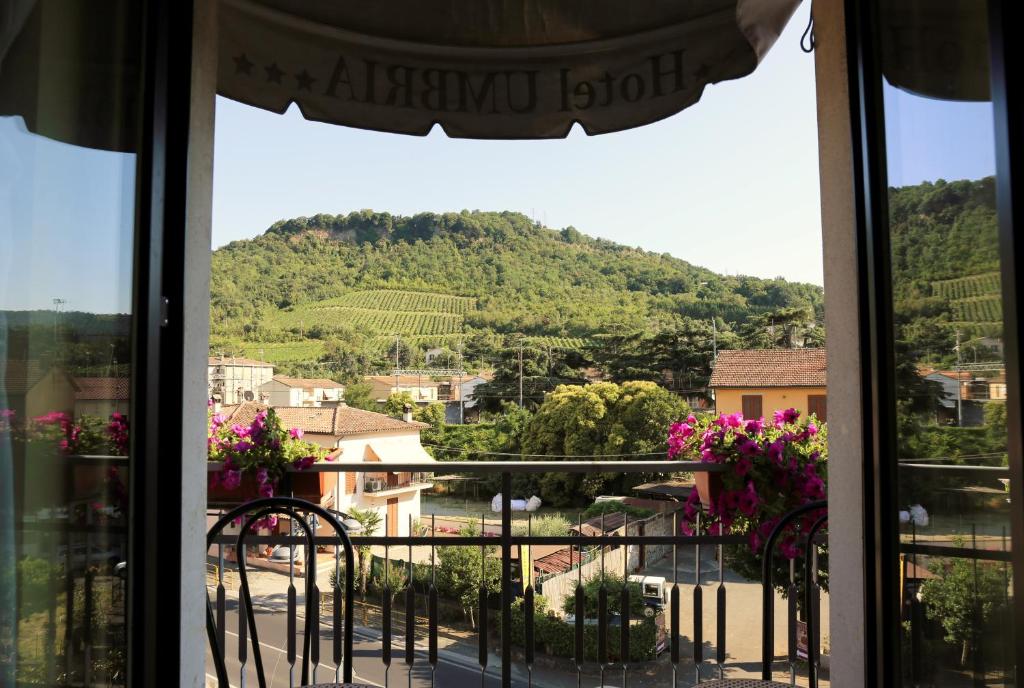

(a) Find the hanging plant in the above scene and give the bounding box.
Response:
[668,408,827,577]
[207,406,329,511]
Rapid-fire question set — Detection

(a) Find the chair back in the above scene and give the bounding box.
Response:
[760,500,828,688]
[206,497,355,688]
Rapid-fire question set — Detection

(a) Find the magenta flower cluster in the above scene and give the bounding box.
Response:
[208,407,325,506]
[668,408,827,559]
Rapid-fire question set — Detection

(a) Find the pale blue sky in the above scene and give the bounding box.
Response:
[213,8,827,285]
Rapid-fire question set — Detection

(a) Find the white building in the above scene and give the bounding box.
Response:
[219,401,435,537]
[208,356,274,405]
[258,375,345,407]
[73,377,130,418]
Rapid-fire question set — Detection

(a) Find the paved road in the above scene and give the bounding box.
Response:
[207,605,507,688]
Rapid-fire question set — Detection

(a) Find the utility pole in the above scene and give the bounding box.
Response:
[711,319,718,361]
[955,329,963,426]
[394,334,401,393]
[518,341,524,408]
[458,338,465,424]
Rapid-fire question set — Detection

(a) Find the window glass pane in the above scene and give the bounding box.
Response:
[0,2,142,685]
[879,2,1013,683]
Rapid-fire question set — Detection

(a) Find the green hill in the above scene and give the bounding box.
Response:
[209,210,824,371]
[889,177,1004,361]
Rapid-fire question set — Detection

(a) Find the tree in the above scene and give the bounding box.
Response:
[342,380,375,410]
[347,506,383,594]
[523,381,689,506]
[435,523,501,628]
[560,573,644,618]
[919,554,1009,666]
[475,340,587,413]
[382,392,415,418]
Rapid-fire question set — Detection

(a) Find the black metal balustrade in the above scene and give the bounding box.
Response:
[205,460,830,688]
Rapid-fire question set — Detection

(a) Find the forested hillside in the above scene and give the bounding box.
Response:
[889,177,1002,367]
[209,210,823,378]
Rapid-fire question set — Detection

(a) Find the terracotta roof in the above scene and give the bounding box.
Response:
[208,356,273,367]
[708,349,827,388]
[220,401,427,436]
[570,512,628,537]
[74,377,130,400]
[269,375,345,389]
[3,360,47,394]
[533,546,584,575]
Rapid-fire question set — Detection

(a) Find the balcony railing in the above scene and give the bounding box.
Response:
[15,457,1014,687]
[205,460,831,688]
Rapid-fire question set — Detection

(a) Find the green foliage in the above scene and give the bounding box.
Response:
[435,523,501,628]
[509,595,658,662]
[342,381,375,410]
[582,501,654,521]
[209,210,823,380]
[510,514,571,537]
[382,392,415,418]
[523,381,690,506]
[17,557,61,617]
[559,573,645,618]
[475,342,588,412]
[920,556,1010,665]
[347,506,383,593]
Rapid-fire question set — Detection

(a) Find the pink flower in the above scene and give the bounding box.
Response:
[258,481,274,498]
[780,537,800,560]
[734,457,752,477]
[803,475,826,499]
[686,414,697,425]
[701,448,722,463]
[806,422,818,436]
[233,441,252,453]
[231,424,251,438]
[737,437,760,457]
[681,522,695,536]
[768,440,785,465]
[738,483,760,517]
[289,427,304,440]
[256,468,269,484]
[220,469,241,490]
[744,418,764,435]
[210,413,226,427]
[773,408,800,427]
[725,413,743,428]
[292,455,315,471]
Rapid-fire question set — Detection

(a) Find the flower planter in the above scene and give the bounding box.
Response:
[282,471,323,502]
[207,470,322,505]
[694,470,723,510]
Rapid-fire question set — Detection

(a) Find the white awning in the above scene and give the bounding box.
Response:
[217,0,800,139]
[364,440,436,464]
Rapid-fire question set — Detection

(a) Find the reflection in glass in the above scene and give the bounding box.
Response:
[0,3,141,685]
[880,1,1014,684]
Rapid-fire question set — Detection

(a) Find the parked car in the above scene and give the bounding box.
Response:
[627,575,669,617]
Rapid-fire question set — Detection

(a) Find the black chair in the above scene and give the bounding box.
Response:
[206,497,356,687]
[760,500,828,688]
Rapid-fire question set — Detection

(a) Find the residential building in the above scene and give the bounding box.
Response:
[73,377,130,418]
[257,375,345,407]
[218,401,435,537]
[208,356,274,404]
[2,361,76,420]
[709,348,827,421]
[365,374,445,404]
